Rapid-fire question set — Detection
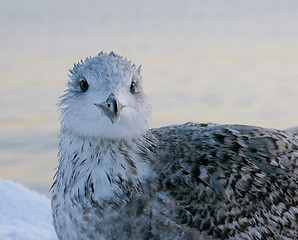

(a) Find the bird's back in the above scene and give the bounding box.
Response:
[151,123,298,239]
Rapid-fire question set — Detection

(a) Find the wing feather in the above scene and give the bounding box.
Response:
[151,123,298,239]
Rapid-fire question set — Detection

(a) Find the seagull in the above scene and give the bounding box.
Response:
[51,51,298,240]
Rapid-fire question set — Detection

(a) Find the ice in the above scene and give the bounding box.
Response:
[0,178,57,240]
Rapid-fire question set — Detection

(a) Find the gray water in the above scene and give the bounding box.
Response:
[1,0,298,197]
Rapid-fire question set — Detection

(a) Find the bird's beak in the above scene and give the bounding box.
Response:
[94,93,123,124]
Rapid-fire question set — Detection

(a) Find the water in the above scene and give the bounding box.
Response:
[1,0,298,197]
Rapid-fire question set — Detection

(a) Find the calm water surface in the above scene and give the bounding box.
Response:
[1,0,298,197]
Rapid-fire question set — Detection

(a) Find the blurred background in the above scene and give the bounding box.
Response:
[1,0,298,197]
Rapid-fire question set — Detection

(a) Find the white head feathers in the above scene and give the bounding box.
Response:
[59,52,151,139]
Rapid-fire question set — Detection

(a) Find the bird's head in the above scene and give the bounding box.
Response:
[59,52,151,140]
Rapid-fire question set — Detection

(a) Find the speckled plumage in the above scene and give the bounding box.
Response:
[51,52,297,240]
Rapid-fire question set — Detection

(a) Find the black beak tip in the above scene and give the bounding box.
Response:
[94,96,121,124]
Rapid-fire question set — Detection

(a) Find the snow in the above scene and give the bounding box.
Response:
[0,178,57,240]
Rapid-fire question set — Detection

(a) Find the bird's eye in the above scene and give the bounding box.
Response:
[80,79,89,92]
[130,81,136,93]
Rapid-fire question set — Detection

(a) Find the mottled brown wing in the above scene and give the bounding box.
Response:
[151,123,298,239]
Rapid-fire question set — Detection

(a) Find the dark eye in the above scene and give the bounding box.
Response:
[80,79,89,92]
[130,81,136,93]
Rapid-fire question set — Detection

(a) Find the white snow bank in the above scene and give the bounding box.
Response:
[0,178,57,240]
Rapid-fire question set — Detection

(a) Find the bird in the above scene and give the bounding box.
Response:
[51,51,298,240]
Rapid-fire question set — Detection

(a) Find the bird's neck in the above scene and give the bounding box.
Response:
[56,131,155,201]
